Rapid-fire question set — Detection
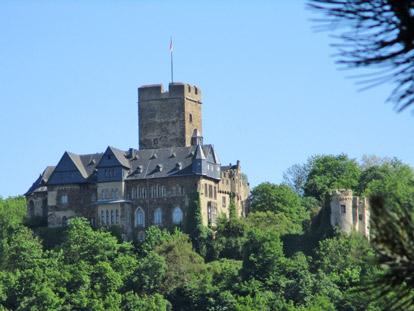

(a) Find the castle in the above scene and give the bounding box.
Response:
[330,189,370,237]
[25,83,250,241]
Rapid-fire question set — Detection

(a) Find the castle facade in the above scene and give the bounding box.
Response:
[26,83,250,241]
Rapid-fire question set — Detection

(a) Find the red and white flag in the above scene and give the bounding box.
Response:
[170,40,173,53]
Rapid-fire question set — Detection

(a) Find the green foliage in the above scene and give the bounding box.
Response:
[246,211,300,235]
[214,216,248,260]
[241,228,285,284]
[229,193,237,219]
[0,196,27,238]
[304,154,360,200]
[250,183,308,230]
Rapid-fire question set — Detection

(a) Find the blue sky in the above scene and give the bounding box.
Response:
[1,1,413,198]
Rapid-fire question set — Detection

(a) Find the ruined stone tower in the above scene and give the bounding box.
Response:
[138,83,202,150]
[330,189,370,237]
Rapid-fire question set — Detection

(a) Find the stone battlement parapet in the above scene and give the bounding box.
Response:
[139,83,201,103]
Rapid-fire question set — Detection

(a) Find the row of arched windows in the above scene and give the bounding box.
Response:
[101,209,120,225]
[134,207,183,227]
[130,185,185,200]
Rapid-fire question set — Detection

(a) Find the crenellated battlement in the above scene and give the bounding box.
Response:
[139,83,201,103]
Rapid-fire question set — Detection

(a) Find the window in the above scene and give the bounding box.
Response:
[152,187,156,198]
[154,208,162,225]
[209,185,213,198]
[91,194,96,202]
[142,187,147,198]
[111,210,114,224]
[189,113,193,123]
[359,214,363,221]
[102,190,105,200]
[135,208,144,227]
[214,186,217,200]
[62,216,68,227]
[208,204,217,224]
[90,217,95,226]
[101,211,105,224]
[222,196,226,207]
[153,138,158,145]
[137,186,140,199]
[116,210,119,224]
[162,186,167,197]
[61,194,68,205]
[205,184,208,196]
[132,188,136,199]
[157,185,161,197]
[106,210,109,224]
[115,189,119,199]
[181,186,185,195]
[106,190,109,199]
[172,207,183,224]
[111,189,115,198]
[105,169,108,177]
[341,205,346,213]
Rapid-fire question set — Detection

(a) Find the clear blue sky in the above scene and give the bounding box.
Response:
[1,1,413,198]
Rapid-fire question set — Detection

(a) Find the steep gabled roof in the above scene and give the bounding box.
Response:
[66,151,88,178]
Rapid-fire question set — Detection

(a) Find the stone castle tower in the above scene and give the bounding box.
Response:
[330,189,370,237]
[138,83,202,150]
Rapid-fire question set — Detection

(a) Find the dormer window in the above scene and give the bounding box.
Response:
[136,166,142,174]
[176,162,182,170]
[156,164,163,172]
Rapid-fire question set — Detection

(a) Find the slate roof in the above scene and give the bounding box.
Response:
[26,144,221,195]
[25,166,56,195]
[126,145,219,180]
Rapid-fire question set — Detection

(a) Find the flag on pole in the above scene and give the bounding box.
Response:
[170,38,173,53]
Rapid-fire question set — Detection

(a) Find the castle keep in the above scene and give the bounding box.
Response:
[26,83,250,240]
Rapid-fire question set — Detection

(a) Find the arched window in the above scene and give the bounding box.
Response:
[111,189,115,199]
[116,210,119,224]
[135,208,144,227]
[157,185,161,197]
[151,187,156,198]
[111,210,114,224]
[172,207,183,224]
[137,186,140,199]
[162,186,167,197]
[106,210,109,224]
[142,187,147,198]
[62,216,68,227]
[154,208,162,225]
[102,189,105,200]
[101,211,105,224]
[115,189,119,199]
[132,188,136,199]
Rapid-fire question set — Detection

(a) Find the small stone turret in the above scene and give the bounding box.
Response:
[330,189,370,237]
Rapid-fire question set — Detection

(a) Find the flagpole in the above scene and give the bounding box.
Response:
[170,37,174,83]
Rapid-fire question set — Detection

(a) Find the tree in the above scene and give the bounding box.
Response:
[282,163,309,197]
[229,193,237,219]
[303,154,360,200]
[363,195,414,311]
[308,0,414,112]
[241,228,285,284]
[250,183,308,228]
[184,191,211,257]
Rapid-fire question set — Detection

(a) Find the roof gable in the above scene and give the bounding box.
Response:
[97,146,131,169]
[47,152,88,185]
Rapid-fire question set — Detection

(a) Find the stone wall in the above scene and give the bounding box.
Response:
[138,83,202,150]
